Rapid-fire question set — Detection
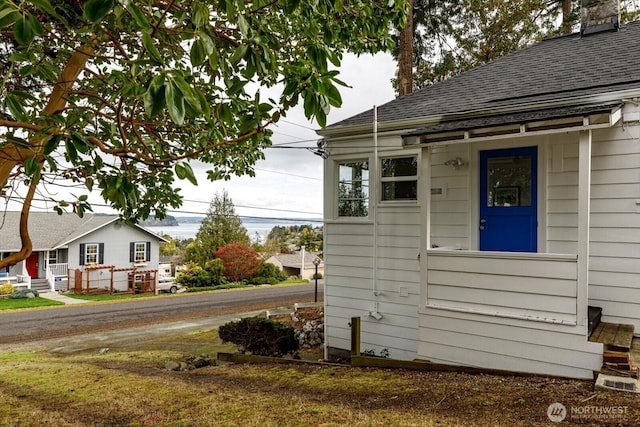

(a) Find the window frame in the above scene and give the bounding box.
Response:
[84,243,99,265]
[380,155,419,203]
[130,241,151,264]
[336,160,370,218]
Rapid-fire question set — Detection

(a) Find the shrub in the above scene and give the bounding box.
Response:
[248,262,286,285]
[204,258,226,286]
[175,262,211,287]
[218,317,299,357]
[312,272,323,280]
[8,288,39,299]
[214,243,262,282]
[0,283,14,295]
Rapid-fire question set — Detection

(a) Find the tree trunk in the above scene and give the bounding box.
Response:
[561,0,572,34]
[0,45,94,271]
[398,0,414,97]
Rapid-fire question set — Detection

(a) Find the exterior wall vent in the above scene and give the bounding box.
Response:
[581,0,620,35]
[595,374,639,393]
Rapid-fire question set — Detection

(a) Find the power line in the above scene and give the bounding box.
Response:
[253,168,321,181]
[182,198,321,215]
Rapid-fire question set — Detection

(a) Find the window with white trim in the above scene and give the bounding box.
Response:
[338,161,369,217]
[84,244,99,264]
[130,241,151,263]
[47,250,57,267]
[381,156,418,201]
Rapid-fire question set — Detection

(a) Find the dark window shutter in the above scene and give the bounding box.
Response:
[79,244,85,265]
[145,242,151,262]
[129,242,135,262]
[99,243,104,264]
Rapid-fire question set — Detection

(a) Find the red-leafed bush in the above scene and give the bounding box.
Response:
[214,243,262,282]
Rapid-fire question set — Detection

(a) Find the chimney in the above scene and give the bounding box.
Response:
[581,0,620,35]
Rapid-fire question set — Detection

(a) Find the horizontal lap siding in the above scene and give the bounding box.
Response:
[426,253,577,323]
[430,145,470,249]
[324,206,421,360]
[418,309,602,379]
[588,128,640,330]
[548,126,640,331]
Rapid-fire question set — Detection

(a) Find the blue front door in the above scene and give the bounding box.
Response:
[479,146,537,252]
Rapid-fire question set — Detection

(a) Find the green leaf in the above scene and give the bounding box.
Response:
[190,39,206,67]
[24,156,40,176]
[42,134,61,155]
[5,94,28,121]
[27,13,43,35]
[0,7,19,28]
[230,45,247,66]
[83,0,115,23]
[126,2,149,29]
[29,0,66,23]
[173,76,201,113]
[165,80,185,125]
[14,14,34,44]
[175,162,197,185]
[65,138,78,162]
[192,1,209,28]
[143,74,166,117]
[70,132,90,154]
[142,31,163,64]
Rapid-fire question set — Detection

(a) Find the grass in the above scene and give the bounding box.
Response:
[0,297,64,310]
[62,293,159,302]
[1,326,639,426]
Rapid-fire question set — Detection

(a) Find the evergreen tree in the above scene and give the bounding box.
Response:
[187,191,249,266]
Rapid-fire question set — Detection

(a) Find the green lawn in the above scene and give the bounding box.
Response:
[0,297,64,310]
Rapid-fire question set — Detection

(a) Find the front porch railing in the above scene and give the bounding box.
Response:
[46,263,69,291]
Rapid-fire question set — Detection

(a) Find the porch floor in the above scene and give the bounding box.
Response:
[589,322,634,351]
[589,323,637,375]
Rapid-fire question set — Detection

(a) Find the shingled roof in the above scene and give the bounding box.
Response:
[0,212,162,252]
[325,20,640,132]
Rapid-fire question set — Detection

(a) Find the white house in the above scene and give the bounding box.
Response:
[317,3,640,379]
[0,212,166,293]
[265,250,324,280]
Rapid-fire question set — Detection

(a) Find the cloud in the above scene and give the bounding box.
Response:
[175,52,397,220]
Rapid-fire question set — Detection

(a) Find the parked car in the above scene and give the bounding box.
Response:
[157,277,182,294]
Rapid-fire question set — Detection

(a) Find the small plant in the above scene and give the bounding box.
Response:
[0,283,14,295]
[218,317,299,357]
[8,288,39,299]
[312,272,323,280]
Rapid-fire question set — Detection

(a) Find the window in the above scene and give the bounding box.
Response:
[130,242,151,263]
[47,250,57,267]
[79,243,103,265]
[381,156,418,201]
[338,161,369,217]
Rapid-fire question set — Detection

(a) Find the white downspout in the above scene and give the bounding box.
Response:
[301,245,305,280]
[372,106,379,297]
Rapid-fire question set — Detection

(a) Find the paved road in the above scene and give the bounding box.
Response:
[0,283,322,344]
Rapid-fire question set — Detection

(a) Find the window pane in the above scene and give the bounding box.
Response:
[86,244,98,264]
[382,157,417,177]
[382,181,417,201]
[487,155,532,207]
[338,162,369,217]
[135,242,146,262]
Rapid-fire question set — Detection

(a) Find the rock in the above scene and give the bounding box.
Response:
[99,348,110,354]
[165,361,181,371]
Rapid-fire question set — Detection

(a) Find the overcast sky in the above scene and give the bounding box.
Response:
[8,52,397,221]
[160,51,398,221]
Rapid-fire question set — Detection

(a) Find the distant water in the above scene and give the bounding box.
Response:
[147,218,323,242]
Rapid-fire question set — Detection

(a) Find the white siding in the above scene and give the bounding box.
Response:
[547,122,640,331]
[324,205,421,360]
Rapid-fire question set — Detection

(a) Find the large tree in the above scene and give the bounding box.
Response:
[0,0,407,269]
[185,190,249,266]
[394,0,639,93]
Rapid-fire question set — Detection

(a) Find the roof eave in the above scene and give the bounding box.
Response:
[318,89,640,140]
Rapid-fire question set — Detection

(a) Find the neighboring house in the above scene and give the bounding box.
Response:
[317,4,640,379]
[0,212,166,293]
[266,251,324,280]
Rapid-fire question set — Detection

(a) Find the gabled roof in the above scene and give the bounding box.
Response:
[0,212,165,252]
[323,20,640,133]
[267,251,321,269]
